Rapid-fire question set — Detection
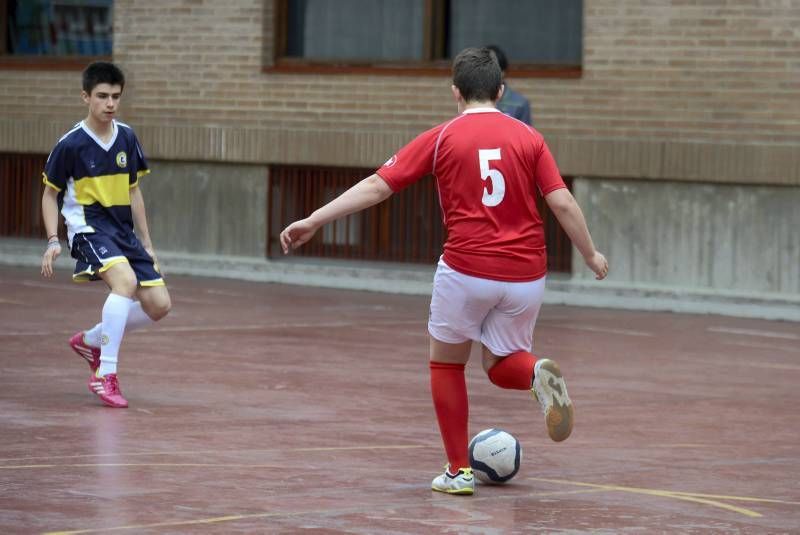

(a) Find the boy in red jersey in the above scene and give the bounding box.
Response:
[280,47,608,495]
[40,62,171,408]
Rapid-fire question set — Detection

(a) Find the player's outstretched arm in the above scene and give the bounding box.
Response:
[544,188,608,280]
[280,174,393,254]
[40,186,62,278]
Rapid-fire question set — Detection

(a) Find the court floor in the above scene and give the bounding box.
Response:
[1,264,798,534]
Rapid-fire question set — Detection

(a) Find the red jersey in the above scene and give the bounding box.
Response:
[377,107,566,282]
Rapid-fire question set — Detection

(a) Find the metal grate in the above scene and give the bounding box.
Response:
[0,153,50,239]
[267,165,573,272]
[537,180,574,273]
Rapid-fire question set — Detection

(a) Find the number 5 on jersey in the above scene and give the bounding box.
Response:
[479,148,505,207]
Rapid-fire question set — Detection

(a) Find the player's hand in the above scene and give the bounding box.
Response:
[585,251,608,280]
[280,219,318,254]
[41,242,62,278]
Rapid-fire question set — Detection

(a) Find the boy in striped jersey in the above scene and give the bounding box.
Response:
[41,62,171,408]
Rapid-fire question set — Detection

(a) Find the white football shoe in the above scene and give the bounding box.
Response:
[431,465,475,495]
[531,358,574,442]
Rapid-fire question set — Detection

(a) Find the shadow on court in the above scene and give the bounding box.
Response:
[1,265,798,534]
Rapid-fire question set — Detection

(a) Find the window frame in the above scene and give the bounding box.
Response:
[266,0,582,78]
[0,0,112,71]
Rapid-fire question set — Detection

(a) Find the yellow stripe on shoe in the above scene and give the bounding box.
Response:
[431,467,475,495]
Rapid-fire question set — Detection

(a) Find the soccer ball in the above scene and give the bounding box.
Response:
[468,428,521,484]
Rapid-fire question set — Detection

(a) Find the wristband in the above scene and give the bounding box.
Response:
[47,234,58,241]
[47,241,60,249]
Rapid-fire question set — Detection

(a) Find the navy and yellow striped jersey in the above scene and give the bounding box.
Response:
[42,120,150,243]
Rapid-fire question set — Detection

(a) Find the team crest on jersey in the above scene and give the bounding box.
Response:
[115,151,128,168]
[384,155,397,167]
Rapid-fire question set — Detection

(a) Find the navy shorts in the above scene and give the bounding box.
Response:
[70,232,165,286]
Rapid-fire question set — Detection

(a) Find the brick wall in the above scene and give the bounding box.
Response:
[1,0,798,184]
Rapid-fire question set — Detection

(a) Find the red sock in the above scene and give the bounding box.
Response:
[487,351,537,390]
[430,361,469,472]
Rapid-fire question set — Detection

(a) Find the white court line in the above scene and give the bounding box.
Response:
[166,296,221,305]
[723,340,800,355]
[0,319,423,337]
[361,326,427,337]
[708,326,799,341]
[545,324,654,337]
[11,280,239,304]
[0,329,79,337]
[202,289,246,297]
[755,362,800,371]
[8,280,270,306]
[148,319,422,334]
[0,444,426,463]
[16,280,106,294]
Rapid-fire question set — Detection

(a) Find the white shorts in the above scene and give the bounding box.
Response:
[427,258,546,356]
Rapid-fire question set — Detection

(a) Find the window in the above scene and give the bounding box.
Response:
[267,165,573,272]
[447,1,582,66]
[1,0,112,68]
[0,153,53,239]
[268,165,448,263]
[272,0,582,77]
[285,0,426,62]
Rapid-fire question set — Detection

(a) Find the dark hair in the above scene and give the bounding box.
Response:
[486,45,508,72]
[452,47,502,103]
[82,61,125,93]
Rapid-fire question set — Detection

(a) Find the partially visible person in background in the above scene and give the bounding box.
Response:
[487,45,532,125]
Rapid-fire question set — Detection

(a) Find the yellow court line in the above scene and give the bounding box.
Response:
[664,490,800,506]
[646,494,761,518]
[43,489,608,535]
[0,444,426,463]
[45,514,255,535]
[0,463,285,470]
[531,477,800,506]
[44,505,391,535]
[527,477,800,518]
[529,488,608,498]
[42,482,791,535]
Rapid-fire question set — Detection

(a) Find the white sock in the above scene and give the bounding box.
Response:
[85,301,155,347]
[97,293,133,377]
[84,323,103,347]
[127,301,157,330]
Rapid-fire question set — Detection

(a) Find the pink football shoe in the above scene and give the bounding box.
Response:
[69,331,100,372]
[88,373,128,408]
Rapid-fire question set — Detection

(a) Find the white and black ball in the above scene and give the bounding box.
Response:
[468,428,522,484]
